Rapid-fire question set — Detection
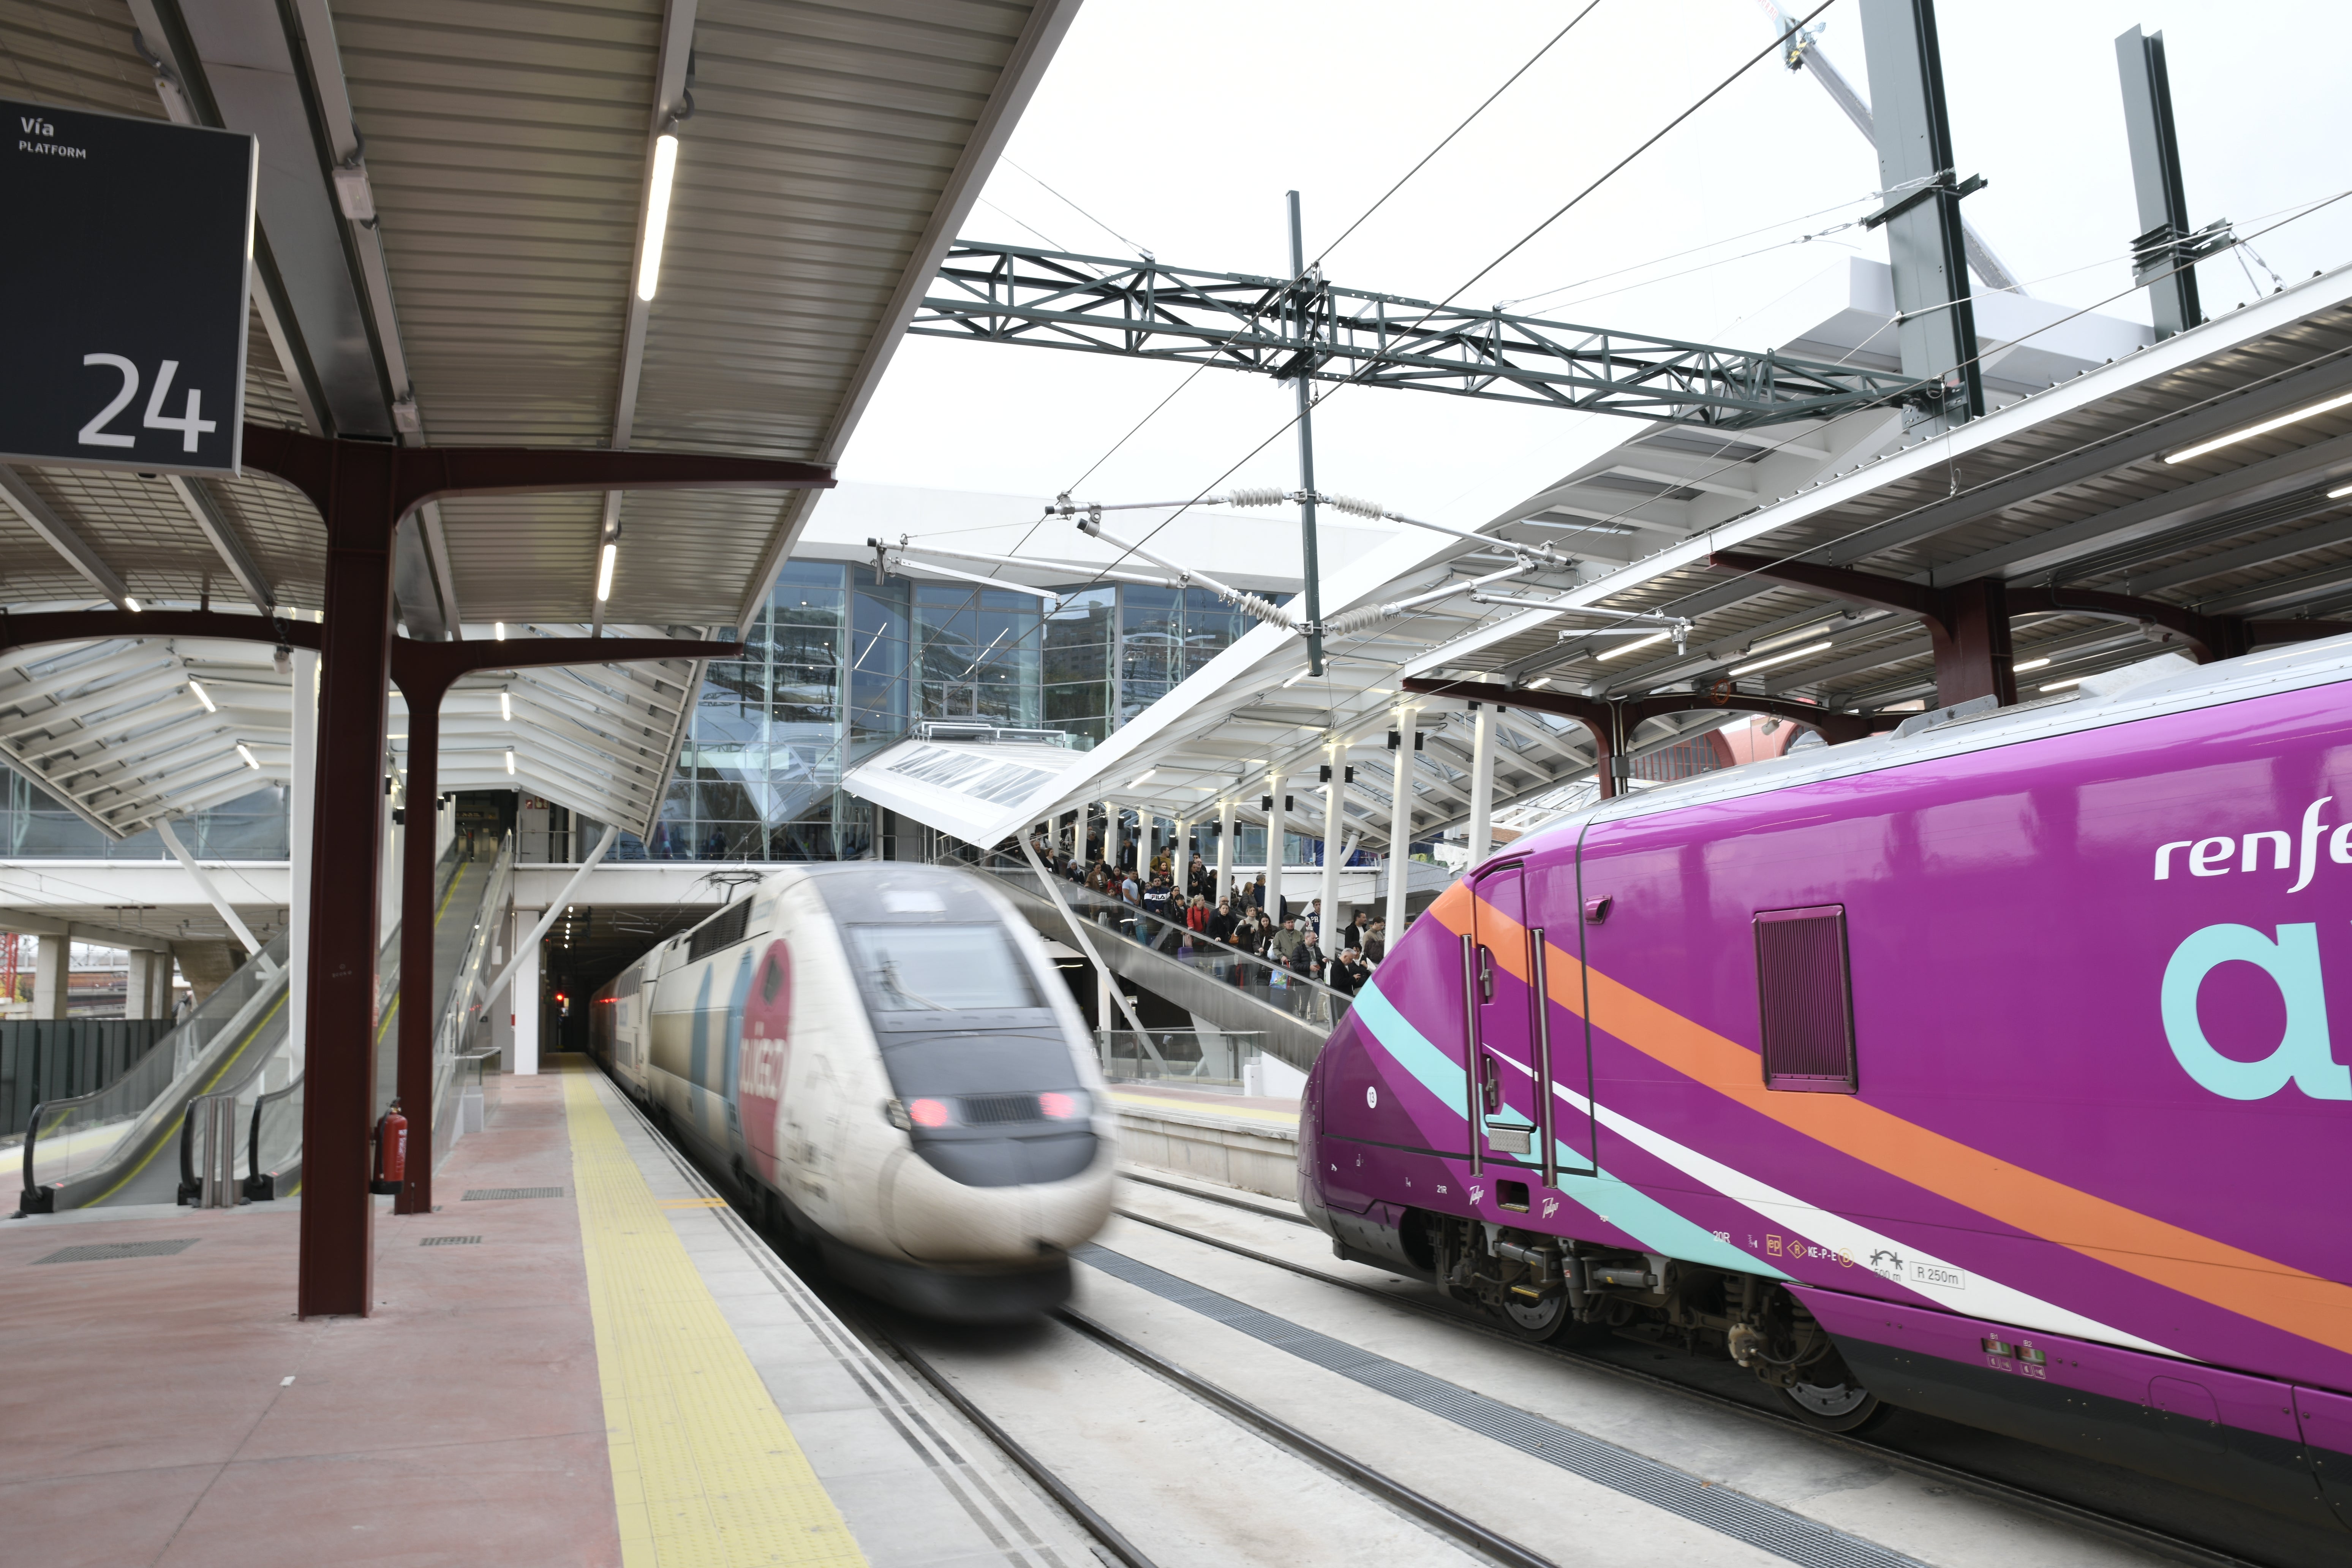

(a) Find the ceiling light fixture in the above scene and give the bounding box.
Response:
[2330,483,2352,499]
[596,540,618,602]
[494,621,506,641]
[1596,629,1671,662]
[235,742,259,770]
[1528,677,1552,689]
[124,596,142,612]
[2041,677,2083,692]
[1129,770,1155,789]
[188,678,216,713]
[2013,656,2052,673]
[1728,640,1832,677]
[1281,669,1313,688]
[2165,389,2352,464]
[500,689,513,722]
[636,134,680,302]
[504,748,516,776]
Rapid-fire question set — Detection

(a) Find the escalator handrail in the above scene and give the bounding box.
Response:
[17,836,469,1212]
[16,930,292,1124]
[424,833,514,1144]
[248,1067,301,1184]
[976,852,1348,1001]
[15,934,291,1207]
[18,1098,41,1209]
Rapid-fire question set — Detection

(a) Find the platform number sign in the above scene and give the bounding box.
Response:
[2,99,255,475]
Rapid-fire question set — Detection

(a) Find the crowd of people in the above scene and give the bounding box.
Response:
[1028,829,1393,1016]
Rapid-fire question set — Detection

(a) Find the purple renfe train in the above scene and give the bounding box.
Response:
[1299,645,2352,1531]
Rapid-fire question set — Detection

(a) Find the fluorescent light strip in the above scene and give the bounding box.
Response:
[2041,678,2082,692]
[2330,483,2352,499]
[494,622,506,641]
[596,541,617,602]
[1129,770,1156,789]
[187,678,216,713]
[2013,656,2052,673]
[1727,640,1830,678]
[235,742,259,770]
[636,134,679,302]
[504,748,516,776]
[2165,389,2352,464]
[499,689,513,721]
[1596,629,1671,662]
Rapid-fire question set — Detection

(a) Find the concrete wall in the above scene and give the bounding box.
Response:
[1114,1103,1298,1202]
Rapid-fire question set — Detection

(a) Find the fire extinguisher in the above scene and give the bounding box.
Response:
[372,1100,408,1194]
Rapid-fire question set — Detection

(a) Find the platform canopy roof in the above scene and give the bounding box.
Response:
[953,261,2352,857]
[0,0,1078,838]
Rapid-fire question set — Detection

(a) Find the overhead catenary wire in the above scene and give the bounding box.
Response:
[1002,156,1152,259]
[1533,194,2352,688]
[1312,0,1606,269]
[1024,0,1622,545]
[1058,0,1844,598]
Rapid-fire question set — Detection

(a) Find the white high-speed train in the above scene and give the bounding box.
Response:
[590,863,1115,1318]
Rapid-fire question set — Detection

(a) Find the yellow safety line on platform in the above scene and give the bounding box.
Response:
[1110,1089,1299,1125]
[563,1064,867,1568]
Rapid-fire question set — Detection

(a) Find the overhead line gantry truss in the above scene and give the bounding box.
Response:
[912,242,1921,430]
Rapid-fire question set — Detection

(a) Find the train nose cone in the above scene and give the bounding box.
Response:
[911,1128,1097,1188]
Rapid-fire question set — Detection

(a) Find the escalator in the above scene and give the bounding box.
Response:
[967,856,1337,1070]
[12,832,514,1211]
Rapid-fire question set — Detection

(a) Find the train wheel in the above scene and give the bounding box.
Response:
[1778,1376,1886,1432]
[1495,1290,1605,1344]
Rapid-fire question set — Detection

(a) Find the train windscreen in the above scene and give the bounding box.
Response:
[846,924,1042,1013]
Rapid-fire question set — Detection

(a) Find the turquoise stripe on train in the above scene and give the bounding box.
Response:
[1348,979,1786,1280]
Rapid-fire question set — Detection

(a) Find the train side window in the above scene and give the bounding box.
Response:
[1753,905,1857,1094]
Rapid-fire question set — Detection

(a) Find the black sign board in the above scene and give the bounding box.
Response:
[1,99,255,475]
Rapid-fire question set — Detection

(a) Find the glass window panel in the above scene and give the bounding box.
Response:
[846,924,1042,1012]
[775,560,846,594]
[1120,585,1183,720]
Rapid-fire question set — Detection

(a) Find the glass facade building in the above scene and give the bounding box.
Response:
[644,563,1250,861]
[0,770,289,861]
[0,561,1265,864]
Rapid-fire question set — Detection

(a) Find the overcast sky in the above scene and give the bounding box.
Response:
[836,0,2352,539]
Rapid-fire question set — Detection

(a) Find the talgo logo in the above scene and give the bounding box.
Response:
[2161,922,2352,1100]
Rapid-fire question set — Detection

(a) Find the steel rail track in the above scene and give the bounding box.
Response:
[603,1087,2273,1568]
[604,1072,1160,1568]
[1051,1302,1560,1568]
[1111,1181,2267,1568]
[815,1287,1165,1568]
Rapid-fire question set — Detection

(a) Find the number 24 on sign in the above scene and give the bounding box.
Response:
[77,353,216,453]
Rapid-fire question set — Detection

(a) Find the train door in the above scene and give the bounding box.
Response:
[1468,861,1592,1189]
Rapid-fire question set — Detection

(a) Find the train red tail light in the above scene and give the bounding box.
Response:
[907,1097,952,1128]
[1039,1091,1082,1120]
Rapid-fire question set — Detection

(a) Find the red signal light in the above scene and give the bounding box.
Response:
[907,1097,951,1128]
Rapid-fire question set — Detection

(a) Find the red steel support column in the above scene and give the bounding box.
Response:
[1932,578,2015,708]
[298,441,400,1318]
[385,634,738,1216]
[238,422,830,1318]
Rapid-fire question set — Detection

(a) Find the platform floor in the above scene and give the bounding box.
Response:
[0,1058,1087,1568]
[1105,1084,1300,1124]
